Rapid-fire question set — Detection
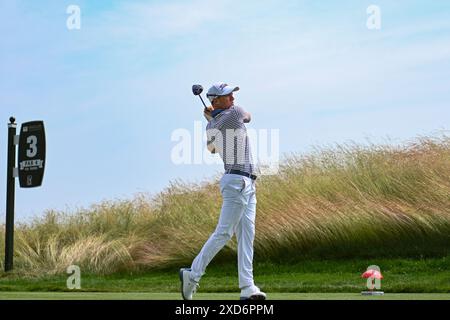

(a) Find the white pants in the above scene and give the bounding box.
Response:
[190,173,257,289]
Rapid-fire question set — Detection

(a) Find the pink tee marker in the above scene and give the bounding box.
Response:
[361,266,384,296]
[362,269,383,280]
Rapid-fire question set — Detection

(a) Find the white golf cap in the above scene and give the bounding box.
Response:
[206,82,240,103]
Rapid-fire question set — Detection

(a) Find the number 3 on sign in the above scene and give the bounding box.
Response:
[26,135,37,158]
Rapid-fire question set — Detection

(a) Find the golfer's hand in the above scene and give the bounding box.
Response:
[203,106,214,121]
[207,142,216,154]
[207,137,216,154]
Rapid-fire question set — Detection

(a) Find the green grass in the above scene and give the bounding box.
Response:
[1,258,448,294]
[0,292,449,300]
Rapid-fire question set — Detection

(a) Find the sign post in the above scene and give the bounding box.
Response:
[4,117,17,272]
[4,117,46,272]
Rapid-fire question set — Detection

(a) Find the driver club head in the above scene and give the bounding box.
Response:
[192,84,203,96]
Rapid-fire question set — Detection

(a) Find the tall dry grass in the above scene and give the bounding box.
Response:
[0,135,449,276]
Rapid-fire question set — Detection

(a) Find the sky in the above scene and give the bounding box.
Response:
[0,0,449,222]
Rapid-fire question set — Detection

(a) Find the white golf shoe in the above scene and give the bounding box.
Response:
[179,268,199,300]
[240,285,267,300]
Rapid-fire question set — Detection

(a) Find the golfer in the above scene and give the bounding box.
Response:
[180,82,266,300]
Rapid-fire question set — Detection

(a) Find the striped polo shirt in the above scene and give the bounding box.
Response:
[206,105,254,174]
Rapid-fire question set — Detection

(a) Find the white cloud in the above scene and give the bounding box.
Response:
[96,0,232,40]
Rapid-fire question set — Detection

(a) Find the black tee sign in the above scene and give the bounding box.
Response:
[18,121,46,188]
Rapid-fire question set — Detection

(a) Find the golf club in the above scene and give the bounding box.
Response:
[192,84,208,108]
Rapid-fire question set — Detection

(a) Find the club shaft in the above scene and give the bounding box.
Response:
[198,96,207,108]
